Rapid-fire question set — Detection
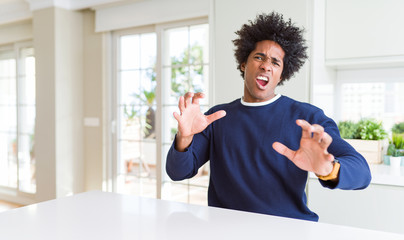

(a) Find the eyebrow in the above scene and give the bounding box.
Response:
[255,52,282,64]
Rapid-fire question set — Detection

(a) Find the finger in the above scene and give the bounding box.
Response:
[178,96,185,114]
[311,124,325,142]
[272,142,296,161]
[206,110,226,124]
[296,119,312,138]
[192,92,205,105]
[319,131,333,149]
[184,92,194,108]
[173,112,181,122]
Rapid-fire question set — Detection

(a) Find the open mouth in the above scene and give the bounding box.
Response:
[256,75,269,87]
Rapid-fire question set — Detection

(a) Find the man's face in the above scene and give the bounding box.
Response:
[241,40,285,103]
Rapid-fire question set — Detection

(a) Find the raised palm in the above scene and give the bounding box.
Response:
[174,92,226,140]
[273,119,335,176]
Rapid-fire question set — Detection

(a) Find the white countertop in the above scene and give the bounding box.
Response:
[368,164,404,186]
[310,164,404,187]
[0,191,403,240]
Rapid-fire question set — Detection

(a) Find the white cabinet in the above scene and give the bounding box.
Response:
[325,0,404,68]
[307,165,404,235]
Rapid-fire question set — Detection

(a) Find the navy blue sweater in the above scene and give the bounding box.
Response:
[166,96,371,221]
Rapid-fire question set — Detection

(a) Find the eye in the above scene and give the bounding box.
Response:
[272,60,281,67]
[254,55,263,60]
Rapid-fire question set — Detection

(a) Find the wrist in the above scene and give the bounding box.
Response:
[175,133,193,152]
[322,161,335,176]
[316,160,340,181]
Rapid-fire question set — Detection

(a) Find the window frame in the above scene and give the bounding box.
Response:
[109,17,210,201]
[157,18,211,203]
[111,25,156,194]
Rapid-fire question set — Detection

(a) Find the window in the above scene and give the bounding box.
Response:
[161,22,210,205]
[0,43,36,194]
[322,68,404,133]
[114,29,157,198]
[112,18,210,205]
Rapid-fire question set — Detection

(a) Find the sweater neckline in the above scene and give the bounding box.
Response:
[241,94,282,107]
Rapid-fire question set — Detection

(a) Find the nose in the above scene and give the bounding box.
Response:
[260,60,272,72]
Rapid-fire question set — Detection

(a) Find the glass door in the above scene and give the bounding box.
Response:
[0,44,36,195]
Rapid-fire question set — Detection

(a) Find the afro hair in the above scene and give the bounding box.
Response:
[233,12,308,85]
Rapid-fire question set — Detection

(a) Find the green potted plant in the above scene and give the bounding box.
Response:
[388,134,404,167]
[356,118,388,140]
[339,118,388,164]
[384,122,404,165]
[338,121,360,139]
[392,122,404,134]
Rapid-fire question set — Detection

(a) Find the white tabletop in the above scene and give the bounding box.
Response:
[0,191,403,240]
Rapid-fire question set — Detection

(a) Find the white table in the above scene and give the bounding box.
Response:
[0,191,403,240]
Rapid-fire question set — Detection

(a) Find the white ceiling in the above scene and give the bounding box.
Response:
[0,0,141,25]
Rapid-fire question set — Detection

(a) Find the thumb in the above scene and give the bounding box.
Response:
[206,110,226,124]
[273,142,295,161]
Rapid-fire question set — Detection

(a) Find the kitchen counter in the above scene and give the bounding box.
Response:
[309,164,404,187]
[368,164,404,186]
[1,191,403,240]
[308,164,404,234]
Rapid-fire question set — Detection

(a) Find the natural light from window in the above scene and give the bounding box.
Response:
[114,21,210,206]
[0,46,36,194]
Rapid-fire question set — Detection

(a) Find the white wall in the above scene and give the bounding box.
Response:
[33,8,58,202]
[82,10,104,191]
[311,0,336,119]
[95,0,209,32]
[54,7,84,197]
[33,7,84,201]
[212,0,312,105]
[0,20,32,45]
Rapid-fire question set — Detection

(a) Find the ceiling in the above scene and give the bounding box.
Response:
[0,0,143,25]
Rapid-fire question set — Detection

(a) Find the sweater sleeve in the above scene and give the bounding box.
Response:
[315,112,372,190]
[166,130,211,181]
[321,137,372,190]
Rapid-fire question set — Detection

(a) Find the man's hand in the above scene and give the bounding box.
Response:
[173,92,226,152]
[272,119,335,176]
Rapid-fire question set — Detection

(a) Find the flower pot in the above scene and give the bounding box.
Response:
[383,155,390,165]
[344,139,387,164]
[390,156,402,168]
[399,149,404,166]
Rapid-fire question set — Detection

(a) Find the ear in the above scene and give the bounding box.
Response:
[277,77,284,85]
[240,62,246,72]
[278,72,284,83]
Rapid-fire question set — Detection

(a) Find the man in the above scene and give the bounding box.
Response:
[166,12,371,221]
